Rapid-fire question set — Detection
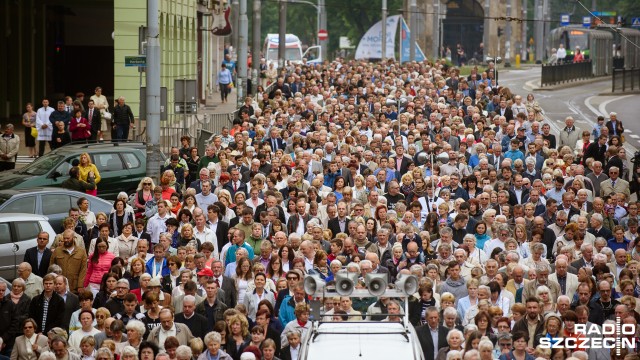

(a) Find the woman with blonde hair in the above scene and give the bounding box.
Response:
[133,177,156,217]
[78,152,101,196]
[224,314,250,360]
[400,173,415,201]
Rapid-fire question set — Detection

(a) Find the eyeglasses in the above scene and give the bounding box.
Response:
[37,237,48,240]
[23,326,34,329]
[286,276,298,280]
[169,263,176,266]
[97,315,106,319]
[144,183,152,185]
[499,343,512,347]
[117,286,128,290]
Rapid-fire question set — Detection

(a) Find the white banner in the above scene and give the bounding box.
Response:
[355,15,401,60]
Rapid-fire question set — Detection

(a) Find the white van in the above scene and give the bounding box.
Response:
[299,321,425,360]
[263,34,321,69]
[298,274,425,360]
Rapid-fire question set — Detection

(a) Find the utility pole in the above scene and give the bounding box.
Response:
[591,0,596,11]
[483,0,490,60]
[504,0,512,67]
[146,0,162,182]
[381,0,387,61]
[522,0,527,60]
[409,0,416,61]
[433,0,441,59]
[237,0,247,106]
[251,0,261,95]
[318,0,327,62]
[231,0,239,57]
[534,0,543,63]
[278,0,287,69]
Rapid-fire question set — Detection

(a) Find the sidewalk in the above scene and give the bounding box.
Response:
[11,89,240,168]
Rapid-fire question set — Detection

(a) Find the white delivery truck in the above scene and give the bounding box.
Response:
[263,33,321,69]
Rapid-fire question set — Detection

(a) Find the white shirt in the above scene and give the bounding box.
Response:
[147,212,172,244]
[158,325,176,350]
[194,226,219,259]
[88,237,120,257]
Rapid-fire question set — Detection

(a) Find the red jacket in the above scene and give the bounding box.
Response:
[69,117,91,140]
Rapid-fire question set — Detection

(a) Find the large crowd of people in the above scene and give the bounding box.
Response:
[0,57,637,360]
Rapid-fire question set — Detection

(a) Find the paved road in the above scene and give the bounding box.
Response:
[500,66,638,155]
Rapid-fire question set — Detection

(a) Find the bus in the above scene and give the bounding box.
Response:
[263,34,321,69]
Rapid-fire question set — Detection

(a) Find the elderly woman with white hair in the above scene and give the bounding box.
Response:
[116,320,146,354]
[435,329,465,360]
[198,332,232,360]
[120,345,138,360]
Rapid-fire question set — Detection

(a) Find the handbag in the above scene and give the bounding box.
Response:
[30,127,38,138]
[103,111,112,120]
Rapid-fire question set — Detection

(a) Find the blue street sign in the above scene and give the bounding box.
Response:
[561,14,570,26]
[632,18,640,28]
[583,16,591,28]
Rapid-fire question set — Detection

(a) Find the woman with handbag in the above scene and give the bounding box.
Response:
[10,318,48,360]
[90,86,109,141]
[21,103,37,158]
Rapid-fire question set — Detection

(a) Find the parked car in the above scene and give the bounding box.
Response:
[0,214,56,281]
[0,188,113,232]
[0,142,161,200]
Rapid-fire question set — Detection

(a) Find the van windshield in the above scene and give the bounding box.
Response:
[267,48,302,61]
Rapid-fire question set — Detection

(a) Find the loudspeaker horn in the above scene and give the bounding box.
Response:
[365,273,388,296]
[303,275,326,296]
[335,271,358,296]
[395,274,419,295]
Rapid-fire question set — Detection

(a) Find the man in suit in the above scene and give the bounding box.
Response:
[549,257,579,301]
[497,99,514,120]
[265,127,285,151]
[390,144,412,181]
[224,168,248,198]
[328,201,350,237]
[486,143,505,170]
[226,154,250,178]
[211,260,237,308]
[189,168,211,194]
[86,100,101,141]
[584,134,608,164]
[442,127,460,152]
[605,112,624,138]
[559,192,581,220]
[257,153,272,176]
[206,205,229,255]
[600,166,630,198]
[253,192,286,224]
[571,243,595,270]
[416,307,449,360]
[24,231,52,278]
[54,275,79,332]
[287,199,314,236]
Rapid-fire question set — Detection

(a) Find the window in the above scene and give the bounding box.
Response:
[42,194,71,215]
[0,223,11,245]
[14,221,41,242]
[122,152,141,169]
[95,153,124,172]
[0,196,35,213]
[53,157,76,177]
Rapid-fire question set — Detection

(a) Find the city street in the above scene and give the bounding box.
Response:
[500,66,638,154]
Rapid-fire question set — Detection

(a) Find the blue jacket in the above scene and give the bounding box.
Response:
[278,295,309,326]
[504,149,525,167]
[146,257,170,277]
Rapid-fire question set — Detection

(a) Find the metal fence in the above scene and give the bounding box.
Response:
[612,67,640,92]
[541,60,592,87]
[138,80,275,154]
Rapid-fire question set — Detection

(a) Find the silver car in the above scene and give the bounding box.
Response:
[0,213,56,280]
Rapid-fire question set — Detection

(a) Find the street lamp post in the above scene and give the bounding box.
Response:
[287,0,325,60]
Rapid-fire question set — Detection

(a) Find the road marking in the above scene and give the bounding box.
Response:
[584,96,604,117]
[599,95,633,118]
[630,134,640,139]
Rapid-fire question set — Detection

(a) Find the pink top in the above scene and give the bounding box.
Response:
[84,252,116,287]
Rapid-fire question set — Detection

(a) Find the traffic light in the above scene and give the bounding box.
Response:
[497,27,503,37]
